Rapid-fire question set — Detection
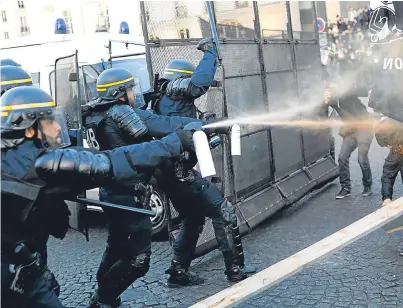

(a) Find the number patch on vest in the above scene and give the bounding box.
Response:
[86,128,100,150]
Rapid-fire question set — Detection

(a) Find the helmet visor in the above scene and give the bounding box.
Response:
[127,78,145,109]
[38,109,71,149]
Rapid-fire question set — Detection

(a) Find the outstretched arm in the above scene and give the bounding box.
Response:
[35,133,189,189]
[136,108,203,138]
[165,47,217,101]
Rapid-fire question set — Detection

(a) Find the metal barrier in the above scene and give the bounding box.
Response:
[139,1,338,256]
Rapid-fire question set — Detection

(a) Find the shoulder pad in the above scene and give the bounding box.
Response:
[165,78,191,100]
[106,105,148,138]
[83,113,105,128]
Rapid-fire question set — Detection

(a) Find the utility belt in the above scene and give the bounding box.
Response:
[4,242,45,295]
[101,182,154,211]
[173,152,195,182]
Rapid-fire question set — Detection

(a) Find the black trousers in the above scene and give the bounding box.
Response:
[155,169,235,268]
[1,263,63,308]
[95,189,152,302]
[381,150,403,200]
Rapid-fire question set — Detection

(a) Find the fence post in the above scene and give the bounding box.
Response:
[208,1,238,203]
[286,1,306,166]
[253,1,276,181]
[140,1,154,86]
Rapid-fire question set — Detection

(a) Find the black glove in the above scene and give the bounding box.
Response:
[183,121,203,132]
[197,37,214,52]
[175,130,194,152]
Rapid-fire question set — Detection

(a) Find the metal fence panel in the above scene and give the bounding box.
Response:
[140,0,337,257]
[289,1,316,40]
[271,127,304,179]
[233,131,272,193]
[221,44,261,78]
[149,45,201,75]
[213,2,256,39]
[265,71,298,111]
[302,129,331,164]
[143,1,209,40]
[262,43,293,73]
[257,1,290,40]
[225,76,265,130]
[295,43,321,70]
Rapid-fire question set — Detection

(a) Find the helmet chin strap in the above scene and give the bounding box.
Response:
[27,122,49,148]
[37,124,52,149]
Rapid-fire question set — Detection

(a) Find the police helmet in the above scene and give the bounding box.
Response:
[320,47,336,67]
[96,68,145,108]
[1,65,33,96]
[1,86,70,149]
[162,59,196,81]
[0,59,21,67]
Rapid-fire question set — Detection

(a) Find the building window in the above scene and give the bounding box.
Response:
[179,28,190,39]
[20,16,28,32]
[62,10,74,34]
[235,1,249,8]
[18,1,24,8]
[4,32,9,39]
[96,4,110,32]
[175,2,188,18]
[1,10,7,22]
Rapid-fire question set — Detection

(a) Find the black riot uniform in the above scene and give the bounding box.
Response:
[152,38,255,285]
[0,64,61,296]
[1,86,194,308]
[82,68,198,308]
[1,65,33,95]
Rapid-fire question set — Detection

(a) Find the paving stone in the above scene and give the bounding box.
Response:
[47,136,403,308]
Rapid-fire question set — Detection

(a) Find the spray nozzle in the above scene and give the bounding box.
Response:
[183,121,222,149]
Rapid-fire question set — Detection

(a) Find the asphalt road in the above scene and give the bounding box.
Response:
[48,128,403,308]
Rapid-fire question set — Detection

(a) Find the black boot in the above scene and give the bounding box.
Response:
[42,266,60,296]
[166,260,204,287]
[225,264,247,282]
[239,264,257,274]
[223,251,247,282]
[88,289,121,308]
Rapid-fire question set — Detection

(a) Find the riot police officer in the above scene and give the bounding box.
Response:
[0,58,21,67]
[1,86,195,308]
[1,65,32,95]
[152,38,255,285]
[82,67,201,308]
[153,38,217,118]
[1,64,62,295]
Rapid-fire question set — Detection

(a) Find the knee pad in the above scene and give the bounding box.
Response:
[220,200,237,224]
[42,267,60,297]
[128,253,150,278]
